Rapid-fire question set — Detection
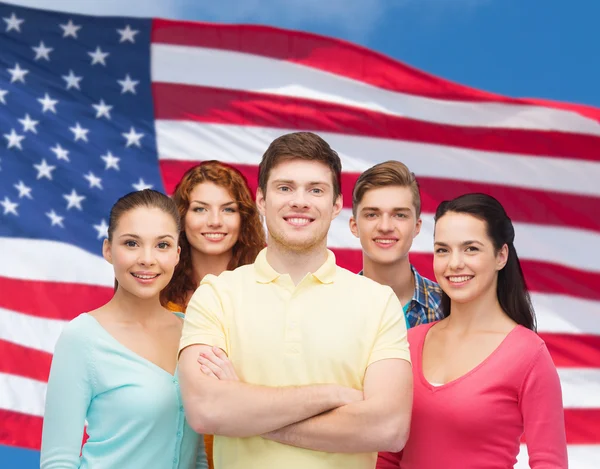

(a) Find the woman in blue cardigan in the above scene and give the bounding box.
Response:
[41,189,207,469]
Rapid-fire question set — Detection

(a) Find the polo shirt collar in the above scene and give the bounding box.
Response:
[254,248,337,284]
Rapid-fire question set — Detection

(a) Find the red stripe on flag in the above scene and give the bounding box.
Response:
[542,334,600,368]
[0,341,51,382]
[159,159,600,233]
[154,83,600,163]
[0,276,112,321]
[329,249,600,302]
[0,410,42,450]
[564,409,600,444]
[150,18,600,125]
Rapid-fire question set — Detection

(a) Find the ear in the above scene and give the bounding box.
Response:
[496,243,509,271]
[256,187,266,217]
[102,239,113,264]
[331,194,343,220]
[413,217,422,238]
[175,245,181,265]
[349,214,359,238]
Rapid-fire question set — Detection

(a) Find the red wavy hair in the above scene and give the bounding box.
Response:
[161,161,265,307]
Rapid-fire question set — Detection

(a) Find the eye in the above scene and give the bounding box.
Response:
[310,188,323,194]
[364,213,377,219]
[157,241,170,249]
[278,186,291,192]
[466,246,479,252]
[124,240,137,248]
[395,213,408,219]
[192,207,206,213]
[224,207,237,213]
[434,247,448,254]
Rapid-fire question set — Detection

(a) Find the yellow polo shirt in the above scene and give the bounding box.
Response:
[180,248,410,469]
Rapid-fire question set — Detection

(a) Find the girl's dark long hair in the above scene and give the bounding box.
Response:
[434,193,536,331]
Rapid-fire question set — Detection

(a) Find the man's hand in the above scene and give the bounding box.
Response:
[197,346,240,381]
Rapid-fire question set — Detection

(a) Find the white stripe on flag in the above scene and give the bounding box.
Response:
[155,121,600,197]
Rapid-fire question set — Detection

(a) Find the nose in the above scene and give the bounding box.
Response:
[289,191,309,209]
[138,246,156,266]
[448,249,464,270]
[207,209,223,227]
[377,214,393,232]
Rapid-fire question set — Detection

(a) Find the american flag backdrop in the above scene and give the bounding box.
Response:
[0,2,598,467]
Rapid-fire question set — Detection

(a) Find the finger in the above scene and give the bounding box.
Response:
[200,364,218,379]
[212,346,228,359]
[201,350,226,368]
[198,355,226,379]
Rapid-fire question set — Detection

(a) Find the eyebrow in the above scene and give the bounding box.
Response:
[190,200,237,207]
[360,206,411,212]
[119,233,176,241]
[271,179,331,187]
[434,240,485,247]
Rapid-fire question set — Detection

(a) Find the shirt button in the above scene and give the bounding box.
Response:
[177,431,182,437]
[179,405,184,411]
[173,457,178,463]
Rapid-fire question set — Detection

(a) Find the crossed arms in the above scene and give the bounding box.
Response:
[179,344,412,453]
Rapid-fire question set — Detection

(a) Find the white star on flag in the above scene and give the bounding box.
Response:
[32,41,53,61]
[63,189,86,210]
[19,114,39,133]
[46,210,65,228]
[14,181,33,199]
[0,89,7,104]
[94,219,109,239]
[0,196,19,216]
[7,63,29,83]
[117,74,139,94]
[4,129,25,150]
[60,19,81,38]
[38,93,58,113]
[69,122,89,142]
[50,144,70,162]
[122,127,144,147]
[101,151,120,170]
[84,171,103,189]
[92,99,113,119]
[3,13,24,32]
[62,70,82,90]
[88,46,109,66]
[117,25,139,43]
[132,178,153,191]
[34,159,56,180]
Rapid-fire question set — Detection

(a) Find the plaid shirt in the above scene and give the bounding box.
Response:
[359,265,444,328]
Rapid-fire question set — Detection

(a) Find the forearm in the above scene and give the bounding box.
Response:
[184,379,354,438]
[263,398,409,453]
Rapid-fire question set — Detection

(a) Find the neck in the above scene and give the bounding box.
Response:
[190,248,233,286]
[362,255,414,306]
[107,288,166,324]
[266,238,329,285]
[445,284,507,333]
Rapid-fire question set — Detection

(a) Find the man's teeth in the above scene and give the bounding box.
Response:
[204,233,226,239]
[288,218,310,225]
[449,276,473,283]
[132,273,159,279]
[374,239,396,244]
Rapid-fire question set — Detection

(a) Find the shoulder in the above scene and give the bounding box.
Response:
[202,264,254,289]
[59,313,95,340]
[335,266,395,295]
[408,322,437,345]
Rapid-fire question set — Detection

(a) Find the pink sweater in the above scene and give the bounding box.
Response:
[378,322,568,469]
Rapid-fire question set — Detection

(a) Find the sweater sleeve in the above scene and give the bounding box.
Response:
[519,344,568,469]
[40,318,93,469]
[376,450,401,469]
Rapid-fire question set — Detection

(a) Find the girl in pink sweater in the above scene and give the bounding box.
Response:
[378,193,567,469]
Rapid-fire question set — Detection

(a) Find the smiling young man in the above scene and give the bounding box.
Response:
[349,161,443,328]
[178,132,412,469]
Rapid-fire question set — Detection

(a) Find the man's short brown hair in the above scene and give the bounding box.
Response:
[258,132,342,200]
[352,160,421,217]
